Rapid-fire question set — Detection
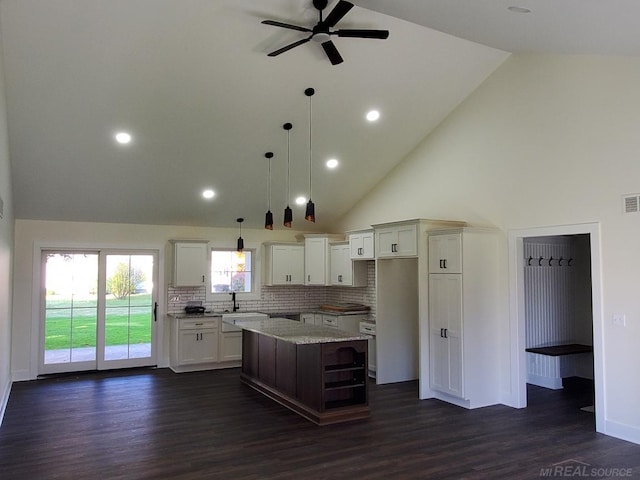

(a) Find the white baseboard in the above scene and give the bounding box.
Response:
[11,368,35,382]
[527,373,563,390]
[0,377,11,427]
[605,419,640,446]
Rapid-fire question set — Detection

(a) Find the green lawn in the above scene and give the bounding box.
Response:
[45,294,152,350]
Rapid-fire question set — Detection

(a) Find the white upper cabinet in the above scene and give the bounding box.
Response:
[428,233,462,274]
[263,243,304,286]
[348,230,374,260]
[303,234,343,286]
[330,243,367,287]
[374,222,418,258]
[171,240,208,287]
[305,236,329,285]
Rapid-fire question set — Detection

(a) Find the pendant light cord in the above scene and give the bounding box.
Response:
[308,93,313,200]
[286,127,291,205]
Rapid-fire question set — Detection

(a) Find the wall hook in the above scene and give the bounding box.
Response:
[527,256,533,266]
[568,258,574,267]
[538,256,543,266]
[548,256,554,266]
[558,256,564,266]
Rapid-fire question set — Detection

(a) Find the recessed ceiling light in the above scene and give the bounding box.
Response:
[114,132,132,144]
[366,110,380,122]
[295,196,307,205]
[202,189,215,199]
[507,6,531,13]
[326,158,339,169]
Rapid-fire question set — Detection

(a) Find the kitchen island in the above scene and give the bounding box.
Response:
[233,318,370,425]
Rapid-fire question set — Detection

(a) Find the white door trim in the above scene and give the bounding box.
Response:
[507,222,604,434]
[29,241,166,380]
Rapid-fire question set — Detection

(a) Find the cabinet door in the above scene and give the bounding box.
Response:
[395,224,418,257]
[179,329,218,365]
[349,232,374,260]
[375,228,396,257]
[330,244,351,285]
[429,234,462,274]
[173,242,208,286]
[301,313,316,324]
[305,237,328,285]
[270,245,304,285]
[220,331,242,361]
[428,274,463,398]
[375,224,417,257]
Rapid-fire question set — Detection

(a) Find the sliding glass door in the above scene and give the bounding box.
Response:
[41,250,158,374]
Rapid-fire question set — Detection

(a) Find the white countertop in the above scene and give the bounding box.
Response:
[232,317,369,345]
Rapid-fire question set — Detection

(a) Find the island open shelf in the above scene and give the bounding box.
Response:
[235,318,370,426]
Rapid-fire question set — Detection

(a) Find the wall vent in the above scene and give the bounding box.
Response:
[622,194,640,214]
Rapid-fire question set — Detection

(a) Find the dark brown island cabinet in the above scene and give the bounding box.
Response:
[237,319,370,425]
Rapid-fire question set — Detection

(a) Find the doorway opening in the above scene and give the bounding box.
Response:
[523,234,594,418]
[508,223,604,434]
[40,250,159,375]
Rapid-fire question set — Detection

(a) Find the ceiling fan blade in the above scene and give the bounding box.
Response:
[267,37,312,57]
[321,40,344,65]
[323,0,354,28]
[261,20,312,33]
[335,29,389,39]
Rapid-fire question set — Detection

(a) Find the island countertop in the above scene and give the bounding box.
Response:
[233,317,368,345]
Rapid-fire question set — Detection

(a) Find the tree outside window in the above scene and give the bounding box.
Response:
[211,250,252,293]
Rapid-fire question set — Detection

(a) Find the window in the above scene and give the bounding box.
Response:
[210,249,253,294]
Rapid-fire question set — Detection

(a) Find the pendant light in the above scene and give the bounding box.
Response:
[236,217,244,252]
[304,87,316,223]
[283,123,293,228]
[264,152,274,230]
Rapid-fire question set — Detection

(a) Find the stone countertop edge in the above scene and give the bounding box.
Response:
[233,318,369,345]
[167,309,370,319]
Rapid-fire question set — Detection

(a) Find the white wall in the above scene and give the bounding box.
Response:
[337,54,640,443]
[0,19,14,424]
[11,220,305,380]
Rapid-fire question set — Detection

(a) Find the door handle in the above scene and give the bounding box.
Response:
[153,302,158,322]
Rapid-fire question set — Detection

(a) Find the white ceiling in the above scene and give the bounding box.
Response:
[2,1,637,231]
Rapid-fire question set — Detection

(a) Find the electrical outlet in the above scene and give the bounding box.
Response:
[612,314,626,326]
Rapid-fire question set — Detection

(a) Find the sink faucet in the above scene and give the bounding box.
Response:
[230,292,239,312]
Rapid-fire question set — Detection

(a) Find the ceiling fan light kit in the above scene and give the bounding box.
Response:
[262,0,389,65]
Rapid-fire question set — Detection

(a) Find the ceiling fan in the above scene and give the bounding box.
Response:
[262,0,389,65]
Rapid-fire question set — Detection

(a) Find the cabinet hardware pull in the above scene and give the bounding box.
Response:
[195,322,203,326]
[202,275,205,282]
[443,259,447,269]
[439,259,443,268]
[440,328,444,338]
[444,329,448,338]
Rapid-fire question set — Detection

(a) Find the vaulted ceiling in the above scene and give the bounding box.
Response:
[2,0,638,231]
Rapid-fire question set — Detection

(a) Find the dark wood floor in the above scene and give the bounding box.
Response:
[0,368,638,479]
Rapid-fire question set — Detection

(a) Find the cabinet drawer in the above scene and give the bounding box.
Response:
[323,316,339,328]
[179,317,219,330]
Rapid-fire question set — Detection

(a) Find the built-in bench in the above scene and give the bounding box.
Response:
[525,343,593,356]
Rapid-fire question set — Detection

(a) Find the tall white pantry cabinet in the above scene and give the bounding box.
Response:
[427,228,500,409]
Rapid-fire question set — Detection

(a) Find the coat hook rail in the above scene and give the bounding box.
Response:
[524,256,574,267]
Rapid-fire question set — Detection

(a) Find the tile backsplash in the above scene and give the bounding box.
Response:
[167,261,376,320]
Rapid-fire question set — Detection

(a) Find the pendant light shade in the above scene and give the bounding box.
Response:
[264,152,274,230]
[305,87,316,223]
[283,122,293,228]
[236,217,244,252]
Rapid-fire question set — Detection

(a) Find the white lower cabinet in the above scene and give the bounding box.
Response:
[427,228,500,408]
[170,315,247,373]
[172,317,219,370]
[219,331,242,362]
[322,313,368,334]
[429,274,464,398]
